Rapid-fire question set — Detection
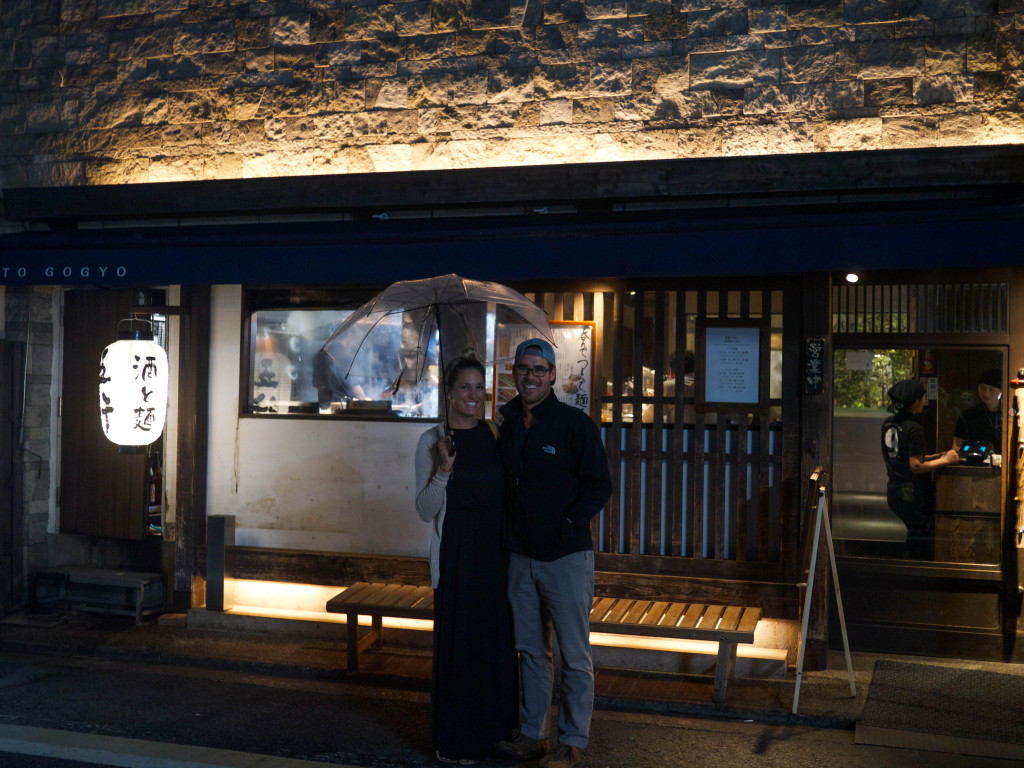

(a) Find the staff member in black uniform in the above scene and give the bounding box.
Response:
[881,379,960,559]
[953,368,1002,454]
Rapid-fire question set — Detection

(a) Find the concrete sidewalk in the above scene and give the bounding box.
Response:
[5,605,1022,733]
[0,605,867,728]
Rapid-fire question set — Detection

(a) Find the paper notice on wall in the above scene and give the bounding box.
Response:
[844,351,874,371]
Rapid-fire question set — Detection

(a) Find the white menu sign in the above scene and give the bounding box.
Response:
[704,326,760,405]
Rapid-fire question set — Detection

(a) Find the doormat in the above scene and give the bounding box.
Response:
[856,659,1024,761]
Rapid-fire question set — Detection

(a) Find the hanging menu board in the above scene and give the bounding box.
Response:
[698,322,767,412]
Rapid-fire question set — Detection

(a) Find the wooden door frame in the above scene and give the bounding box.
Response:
[0,341,25,614]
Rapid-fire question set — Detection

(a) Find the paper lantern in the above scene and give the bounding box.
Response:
[99,337,169,446]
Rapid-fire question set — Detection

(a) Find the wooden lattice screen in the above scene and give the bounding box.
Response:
[832,282,1008,335]
[529,287,791,580]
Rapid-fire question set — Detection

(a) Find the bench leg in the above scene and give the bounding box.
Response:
[371,615,383,651]
[713,641,739,705]
[346,612,360,672]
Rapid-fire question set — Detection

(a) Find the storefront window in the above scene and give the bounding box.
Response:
[832,347,1003,565]
[248,307,453,418]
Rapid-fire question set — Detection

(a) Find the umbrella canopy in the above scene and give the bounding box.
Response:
[318,273,553,408]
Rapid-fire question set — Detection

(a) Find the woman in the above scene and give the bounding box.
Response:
[415,357,519,764]
[881,379,959,559]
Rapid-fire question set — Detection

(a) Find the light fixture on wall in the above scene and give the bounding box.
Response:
[99,316,168,451]
[845,272,860,284]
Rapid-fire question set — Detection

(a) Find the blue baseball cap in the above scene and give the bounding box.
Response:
[515,338,556,368]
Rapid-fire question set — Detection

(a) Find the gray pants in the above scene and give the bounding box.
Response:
[508,550,594,749]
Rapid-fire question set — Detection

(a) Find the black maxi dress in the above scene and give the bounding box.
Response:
[432,420,519,761]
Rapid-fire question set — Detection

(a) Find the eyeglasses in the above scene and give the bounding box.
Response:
[513,364,552,377]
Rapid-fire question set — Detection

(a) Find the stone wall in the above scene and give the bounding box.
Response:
[0,0,1022,187]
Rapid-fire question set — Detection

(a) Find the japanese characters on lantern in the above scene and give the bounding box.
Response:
[99,338,168,446]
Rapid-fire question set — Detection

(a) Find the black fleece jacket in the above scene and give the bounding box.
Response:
[499,391,612,561]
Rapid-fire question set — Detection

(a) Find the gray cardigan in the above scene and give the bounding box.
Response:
[414,423,450,589]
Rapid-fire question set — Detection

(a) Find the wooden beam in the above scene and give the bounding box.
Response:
[5,146,1024,223]
[173,285,211,601]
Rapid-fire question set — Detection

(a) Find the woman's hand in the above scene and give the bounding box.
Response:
[438,435,455,473]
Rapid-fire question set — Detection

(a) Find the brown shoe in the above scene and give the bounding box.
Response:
[539,745,583,768]
[496,732,551,760]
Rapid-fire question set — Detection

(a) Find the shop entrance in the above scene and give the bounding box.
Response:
[831,345,1009,660]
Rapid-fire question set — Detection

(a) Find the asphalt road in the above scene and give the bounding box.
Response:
[0,652,1016,768]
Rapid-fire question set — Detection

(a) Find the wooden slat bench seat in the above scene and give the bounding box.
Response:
[326,582,434,672]
[327,582,762,703]
[589,597,761,704]
[34,567,165,625]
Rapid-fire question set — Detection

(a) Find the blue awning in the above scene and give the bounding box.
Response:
[2,200,1023,286]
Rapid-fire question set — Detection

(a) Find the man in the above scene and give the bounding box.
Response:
[496,338,612,768]
[953,368,1002,453]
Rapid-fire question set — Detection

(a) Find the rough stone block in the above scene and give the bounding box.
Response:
[365,141,413,170]
[368,76,411,108]
[628,0,673,16]
[690,48,781,90]
[585,0,629,19]
[60,0,98,24]
[926,35,967,73]
[749,7,788,33]
[645,12,688,42]
[534,61,590,97]
[404,32,459,60]
[409,71,453,106]
[476,102,519,126]
[311,9,346,42]
[455,30,493,56]
[966,37,999,71]
[837,38,925,79]
[578,17,645,47]
[489,66,536,101]
[270,82,314,116]
[204,118,266,144]
[468,0,513,27]
[319,40,362,67]
[915,72,972,103]
[317,80,367,112]
[545,0,587,25]
[272,13,311,47]
[786,0,843,29]
[346,5,398,39]
[723,118,816,155]
[589,60,630,95]
[385,107,418,133]
[266,114,318,142]
[237,18,271,50]
[934,16,975,34]
[394,1,432,35]
[98,0,188,17]
[81,92,146,130]
[863,76,914,105]
[452,70,490,103]
[687,6,749,37]
[572,96,615,122]
[408,140,453,170]
[781,44,836,83]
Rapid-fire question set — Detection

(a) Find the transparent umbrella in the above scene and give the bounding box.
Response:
[318,273,553,419]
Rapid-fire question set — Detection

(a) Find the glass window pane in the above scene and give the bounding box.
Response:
[832,347,1003,565]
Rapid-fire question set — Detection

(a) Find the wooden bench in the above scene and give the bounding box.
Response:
[326,582,434,672]
[326,582,761,703]
[589,597,761,704]
[34,567,165,625]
